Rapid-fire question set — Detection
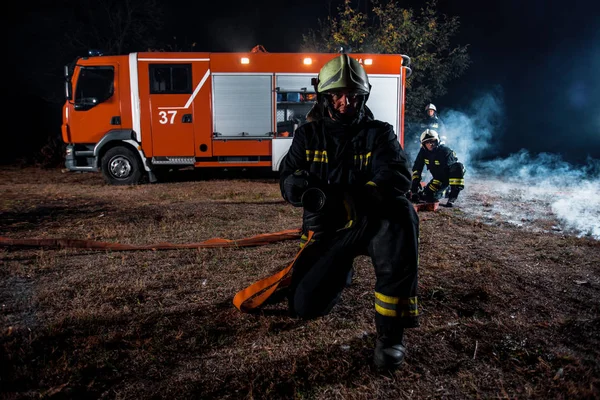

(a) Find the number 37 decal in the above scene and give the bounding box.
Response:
[158,110,177,124]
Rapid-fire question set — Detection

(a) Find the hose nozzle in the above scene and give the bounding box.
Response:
[301,187,327,212]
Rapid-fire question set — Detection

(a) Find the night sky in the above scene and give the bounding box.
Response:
[440,0,600,164]
[7,0,600,165]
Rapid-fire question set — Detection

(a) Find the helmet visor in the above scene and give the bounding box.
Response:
[327,91,366,104]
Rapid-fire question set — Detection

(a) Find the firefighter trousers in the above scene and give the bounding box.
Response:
[422,179,450,200]
[289,196,419,329]
[423,162,465,200]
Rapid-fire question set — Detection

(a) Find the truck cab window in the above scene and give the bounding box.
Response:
[149,64,192,94]
[74,66,115,109]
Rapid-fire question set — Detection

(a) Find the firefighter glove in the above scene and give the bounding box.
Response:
[411,180,421,195]
[303,209,329,235]
[283,170,313,207]
[410,192,421,203]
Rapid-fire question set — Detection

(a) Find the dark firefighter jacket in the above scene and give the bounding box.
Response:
[420,115,445,136]
[411,144,458,184]
[280,117,412,234]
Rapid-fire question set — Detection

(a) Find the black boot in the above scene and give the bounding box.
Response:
[446,187,460,207]
[446,196,457,207]
[374,325,406,370]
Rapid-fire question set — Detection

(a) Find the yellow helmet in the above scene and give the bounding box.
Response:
[316,54,370,95]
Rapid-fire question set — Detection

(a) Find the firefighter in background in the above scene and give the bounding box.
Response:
[421,103,447,143]
[280,54,419,370]
[410,129,465,206]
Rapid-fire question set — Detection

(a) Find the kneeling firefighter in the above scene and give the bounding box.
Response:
[411,129,465,206]
[280,54,420,370]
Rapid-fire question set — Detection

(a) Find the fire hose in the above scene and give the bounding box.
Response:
[0,229,301,251]
[0,198,436,312]
[0,228,303,313]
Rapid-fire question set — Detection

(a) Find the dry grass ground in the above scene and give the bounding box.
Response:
[1,166,599,399]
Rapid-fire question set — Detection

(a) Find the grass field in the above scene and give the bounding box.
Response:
[1,166,599,399]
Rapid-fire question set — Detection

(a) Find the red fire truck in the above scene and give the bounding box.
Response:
[62,50,411,184]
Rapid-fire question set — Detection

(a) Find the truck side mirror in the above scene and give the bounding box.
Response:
[64,66,72,100]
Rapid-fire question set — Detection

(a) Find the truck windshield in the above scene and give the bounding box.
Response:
[74,66,115,108]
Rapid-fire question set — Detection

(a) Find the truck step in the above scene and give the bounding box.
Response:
[152,157,195,165]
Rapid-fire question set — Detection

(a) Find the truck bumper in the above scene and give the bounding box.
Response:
[65,145,97,171]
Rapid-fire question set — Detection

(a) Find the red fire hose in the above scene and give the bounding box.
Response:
[0,228,302,251]
[0,204,437,312]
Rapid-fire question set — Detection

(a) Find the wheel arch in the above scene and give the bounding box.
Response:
[93,130,151,172]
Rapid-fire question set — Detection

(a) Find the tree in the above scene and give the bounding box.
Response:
[64,0,164,54]
[301,0,470,125]
[15,0,165,105]
[6,0,165,165]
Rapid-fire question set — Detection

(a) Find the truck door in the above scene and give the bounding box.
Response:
[68,64,121,144]
[147,63,198,157]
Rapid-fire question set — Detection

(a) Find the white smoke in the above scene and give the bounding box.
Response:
[434,92,600,240]
[552,180,600,239]
[441,88,504,167]
[404,90,504,175]
[474,152,600,239]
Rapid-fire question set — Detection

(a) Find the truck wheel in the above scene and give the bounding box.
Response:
[101,146,143,185]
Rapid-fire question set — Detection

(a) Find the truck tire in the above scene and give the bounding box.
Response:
[101,146,143,185]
